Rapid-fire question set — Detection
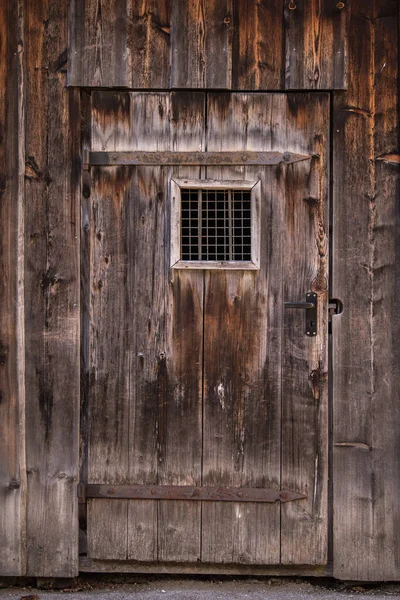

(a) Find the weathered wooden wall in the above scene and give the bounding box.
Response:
[23,0,81,577]
[0,0,398,581]
[0,0,81,578]
[68,0,348,90]
[0,0,25,576]
[332,0,400,581]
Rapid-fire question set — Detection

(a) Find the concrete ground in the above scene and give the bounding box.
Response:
[1,578,400,600]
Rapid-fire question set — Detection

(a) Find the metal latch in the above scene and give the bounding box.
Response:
[285,292,318,337]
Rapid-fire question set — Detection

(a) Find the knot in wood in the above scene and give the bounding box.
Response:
[223,16,231,24]
[288,1,296,10]
[336,2,345,9]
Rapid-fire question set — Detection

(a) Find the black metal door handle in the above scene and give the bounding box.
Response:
[284,302,315,309]
[284,292,317,337]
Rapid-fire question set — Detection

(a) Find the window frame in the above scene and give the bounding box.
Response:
[170,179,261,270]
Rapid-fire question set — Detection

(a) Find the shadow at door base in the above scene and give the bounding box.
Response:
[79,557,330,577]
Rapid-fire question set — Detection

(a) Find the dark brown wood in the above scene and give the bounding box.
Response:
[68,0,129,87]
[171,0,233,89]
[82,484,307,503]
[68,0,171,88]
[332,0,400,581]
[128,0,171,88]
[280,93,329,565]
[79,90,92,558]
[88,151,310,166]
[24,0,80,577]
[0,0,25,576]
[231,0,283,90]
[284,0,348,90]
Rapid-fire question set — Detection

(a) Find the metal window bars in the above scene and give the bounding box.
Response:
[181,189,251,262]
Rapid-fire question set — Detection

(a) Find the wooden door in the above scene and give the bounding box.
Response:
[80,91,329,568]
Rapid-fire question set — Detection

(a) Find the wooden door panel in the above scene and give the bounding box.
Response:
[84,91,329,566]
[280,94,330,565]
[201,93,286,564]
[87,92,205,562]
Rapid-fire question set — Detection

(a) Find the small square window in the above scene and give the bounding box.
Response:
[170,179,260,270]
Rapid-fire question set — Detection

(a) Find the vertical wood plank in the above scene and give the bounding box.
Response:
[68,0,129,87]
[79,90,92,558]
[88,92,166,560]
[68,0,171,88]
[0,0,25,576]
[157,92,205,562]
[171,0,233,89]
[201,93,284,564]
[231,0,283,90]
[124,93,171,561]
[24,0,80,577]
[87,92,205,563]
[127,0,171,89]
[280,93,330,565]
[285,0,348,90]
[333,0,400,580]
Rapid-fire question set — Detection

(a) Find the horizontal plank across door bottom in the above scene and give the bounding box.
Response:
[80,484,306,503]
[79,557,330,577]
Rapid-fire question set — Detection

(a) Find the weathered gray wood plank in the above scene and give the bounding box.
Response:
[68,0,129,87]
[0,0,25,576]
[88,92,154,560]
[201,93,284,564]
[231,0,283,90]
[171,0,233,89]
[24,0,80,576]
[285,0,348,90]
[79,90,92,558]
[157,92,205,563]
[332,0,400,580]
[280,93,329,565]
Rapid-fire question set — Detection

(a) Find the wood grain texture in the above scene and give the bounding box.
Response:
[231,0,283,90]
[201,93,285,564]
[68,0,129,87]
[87,92,204,562]
[280,93,329,565]
[23,0,80,577]
[285,0,348,90]
[332,0,400,580]
[68,0,170,88]
[127,0,171,88]
[171,0,233,89]
[0,0,25,576]
[68,0,349,92]
[158,92,205,562]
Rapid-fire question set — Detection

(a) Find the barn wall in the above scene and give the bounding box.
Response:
[0,0,398,580]
[68,0,349,90]
[332,0,400,581]
[0,0,25,576]
[23,0,81,577]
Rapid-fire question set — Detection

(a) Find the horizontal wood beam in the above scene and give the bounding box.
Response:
[79,557,330,576]
[80,484,306,503]
[86,150,311,167]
